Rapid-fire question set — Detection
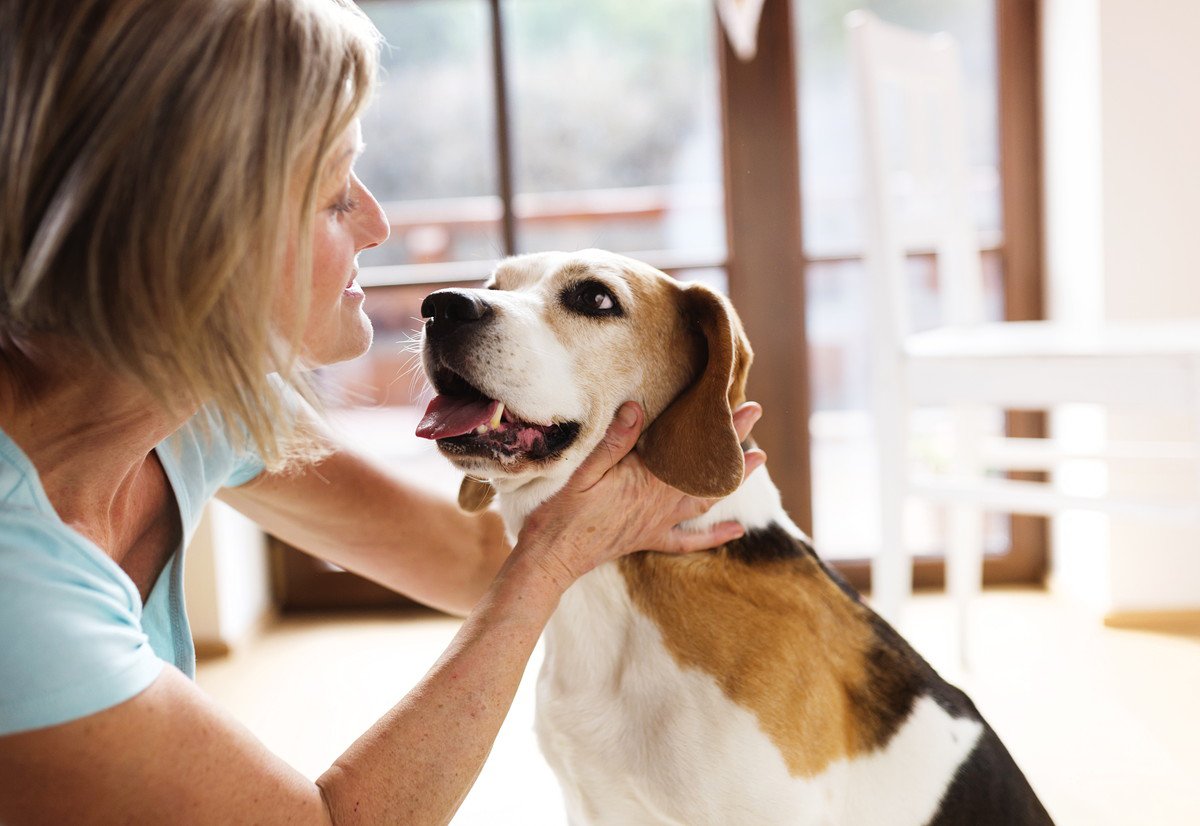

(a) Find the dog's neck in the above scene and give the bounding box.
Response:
[496,461,798,549]
[494,470,574,540]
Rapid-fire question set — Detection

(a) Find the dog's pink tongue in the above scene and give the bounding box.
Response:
[416,395,501,440]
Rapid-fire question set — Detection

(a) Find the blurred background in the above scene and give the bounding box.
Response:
[311,0,1010,576]
[189,1,1200,823]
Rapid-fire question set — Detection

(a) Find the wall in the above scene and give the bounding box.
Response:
[1099,0,1200,321]
[1041,0,1200,614]
[184,501,273,651]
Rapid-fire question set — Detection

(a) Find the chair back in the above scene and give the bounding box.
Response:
[846,10,984,348]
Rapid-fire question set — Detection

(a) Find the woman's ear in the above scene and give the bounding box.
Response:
[458,476,496,513]
[638,283,753,498]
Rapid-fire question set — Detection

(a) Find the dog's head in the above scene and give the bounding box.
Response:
[416,249,752,515]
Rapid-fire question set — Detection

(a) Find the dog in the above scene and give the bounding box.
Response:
[416,249,1052,825]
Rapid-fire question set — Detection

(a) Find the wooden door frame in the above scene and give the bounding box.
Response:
[718,0,813,533]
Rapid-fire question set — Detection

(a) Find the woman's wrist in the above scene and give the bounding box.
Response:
[487,537,571,620]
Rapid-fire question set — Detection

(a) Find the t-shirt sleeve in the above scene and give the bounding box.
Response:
[224,448,265,488]
[0,513,165,736]
[182,405,265,490]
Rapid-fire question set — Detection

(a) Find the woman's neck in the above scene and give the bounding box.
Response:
[0,336,193,526]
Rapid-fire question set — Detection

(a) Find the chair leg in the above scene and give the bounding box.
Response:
[873,489,910,626]
[947,502,984,669]
[871,385,911,627]
[947,404,986,669]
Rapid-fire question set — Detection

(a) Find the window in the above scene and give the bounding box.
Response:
[273,0,1045,609]
[277,0,740,608]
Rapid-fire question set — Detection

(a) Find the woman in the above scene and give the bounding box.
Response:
[0,1,765,823]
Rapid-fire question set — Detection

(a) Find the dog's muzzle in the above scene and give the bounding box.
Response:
[416,288,581,464]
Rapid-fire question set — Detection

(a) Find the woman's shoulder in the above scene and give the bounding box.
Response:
[0,427,125,587]
[0,506,139,608]
[0,507,163,737]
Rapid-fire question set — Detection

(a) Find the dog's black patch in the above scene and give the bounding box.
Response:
[722,522,816,565]
[732,528,1052,820]
[928,724,1056,825]
[674,516,1051,820]
[722,523,864,605]
[846,583,1053,822]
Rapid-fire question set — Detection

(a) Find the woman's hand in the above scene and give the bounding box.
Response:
[515,401,766,592]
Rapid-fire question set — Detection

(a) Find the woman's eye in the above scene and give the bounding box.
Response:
[327,178,359,215]
[564,280,621,317]
[330,193,358,215]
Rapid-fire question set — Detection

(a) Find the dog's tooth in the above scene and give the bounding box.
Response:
[490,402,505,430]
[475,424,488,435]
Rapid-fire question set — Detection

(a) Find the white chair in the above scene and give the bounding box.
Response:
[845,9,1200,662]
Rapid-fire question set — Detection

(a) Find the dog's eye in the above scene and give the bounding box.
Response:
[562,280,622,318]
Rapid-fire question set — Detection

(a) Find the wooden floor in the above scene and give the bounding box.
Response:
[197,588,1200,825]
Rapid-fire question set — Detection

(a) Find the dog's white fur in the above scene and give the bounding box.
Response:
[422,250,983,825]
[534,484,981,826]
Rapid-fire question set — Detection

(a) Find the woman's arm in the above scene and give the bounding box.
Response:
[1,402,764,825]
[219,402,763,616]
[218,441,511,616]
[0,552,560,826]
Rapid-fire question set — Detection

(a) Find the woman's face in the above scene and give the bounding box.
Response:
[288,120,389,367]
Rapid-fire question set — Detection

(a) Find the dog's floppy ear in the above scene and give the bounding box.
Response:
[458,476,496,513]
[639,283,753,498]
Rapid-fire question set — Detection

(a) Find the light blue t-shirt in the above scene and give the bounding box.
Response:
[0,410,264,736]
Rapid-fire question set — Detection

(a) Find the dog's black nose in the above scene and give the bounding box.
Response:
[421,289,492,338]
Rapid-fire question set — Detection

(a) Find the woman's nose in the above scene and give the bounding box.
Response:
[356,182,390,252]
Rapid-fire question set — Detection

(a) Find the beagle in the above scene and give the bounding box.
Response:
[416,250,1052,825]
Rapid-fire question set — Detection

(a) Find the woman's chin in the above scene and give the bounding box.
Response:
[302,315,374,368]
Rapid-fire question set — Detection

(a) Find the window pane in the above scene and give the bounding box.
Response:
[505,0,725,259]
[797,1,1009,560]
[356,1,503,270]
[326,2,501,491]
[316,282,472,500]
[799,0,1000,257]
[806,255,1010,560]
[322,1,730,495]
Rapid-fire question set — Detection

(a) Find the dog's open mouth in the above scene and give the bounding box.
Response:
[415,366,580,462]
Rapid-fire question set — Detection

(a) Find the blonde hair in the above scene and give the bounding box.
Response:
[0,0,381,469]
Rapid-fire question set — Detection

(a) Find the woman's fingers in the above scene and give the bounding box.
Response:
[662,449,767,528]
[575,400,759,496]
[743,448,767,478]
[569,401,644,491]
[732,401,762,444]
[527,399,770,571]
[663,521,746,553]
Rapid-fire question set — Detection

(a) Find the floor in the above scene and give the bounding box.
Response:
[196,588,1200,825]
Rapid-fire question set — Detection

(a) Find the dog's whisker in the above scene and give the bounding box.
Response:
[398,363,431,398]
